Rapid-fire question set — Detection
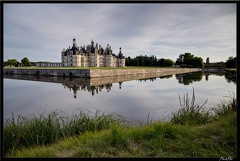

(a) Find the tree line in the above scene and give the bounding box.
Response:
[125,53,236,68]
[3,57,34,67]
[175,53,204,68]
[125,55,175,67]
[204,56,236,68]
[125,53,203,68]
[4,54,236,69]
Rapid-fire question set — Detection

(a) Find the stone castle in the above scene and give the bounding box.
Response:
[36,38,125,67]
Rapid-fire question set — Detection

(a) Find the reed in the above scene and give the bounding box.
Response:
[170,88,213,125]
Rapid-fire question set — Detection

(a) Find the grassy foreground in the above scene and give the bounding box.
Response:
[4,91,236,158]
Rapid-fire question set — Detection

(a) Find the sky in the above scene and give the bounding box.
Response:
[3,3,236,63]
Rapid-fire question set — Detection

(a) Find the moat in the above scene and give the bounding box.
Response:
[3,71,236,123]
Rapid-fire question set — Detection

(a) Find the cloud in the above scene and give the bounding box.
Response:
[3,3,236,63]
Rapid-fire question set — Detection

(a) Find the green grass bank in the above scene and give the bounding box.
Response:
[3,90,236,158]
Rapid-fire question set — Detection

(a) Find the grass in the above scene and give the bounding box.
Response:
[3,109,130,157]
[211,92,236,117]
[3,90,236,158]
[170,88,212,125]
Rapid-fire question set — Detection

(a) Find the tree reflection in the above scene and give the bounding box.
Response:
[175,71,204,85]
[159,75,173,79]
[224,73,236,84]
[203,72,236,84]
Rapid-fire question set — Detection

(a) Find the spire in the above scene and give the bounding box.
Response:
[118,47,123,59]
[73,38,76,47]
[91,39,94,46]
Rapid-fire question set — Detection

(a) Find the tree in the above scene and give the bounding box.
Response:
[176,54,184,65]
[206,57,209,64]
[6,59,18,67]
[225,56,236,68]
[125,54,172,67]
[192,57,204,68]
[21,57,31,66]
[159,58,165,67]
[31,62,36,66]
[176,53,204,68]
[3,61,8,67]
[164,59,174,67]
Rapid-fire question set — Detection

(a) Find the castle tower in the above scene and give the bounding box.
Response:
[118,47,123,58]
[73,38,77,47]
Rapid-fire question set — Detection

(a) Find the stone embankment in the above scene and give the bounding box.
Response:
[202,67,225,72]
[3,68,200,86]
[90,68,201,78]
[3,68,201,78]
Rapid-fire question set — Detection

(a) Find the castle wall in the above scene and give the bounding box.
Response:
[3,68,201,78]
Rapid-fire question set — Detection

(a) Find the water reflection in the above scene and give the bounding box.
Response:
[63,83,114,98]
[137,75,173,82]
[175,71,204,85]
[138,77,157,82]
[175,71,236,85]
[3,71,236,123]
[224,73,236,84]
[4,71,236,99]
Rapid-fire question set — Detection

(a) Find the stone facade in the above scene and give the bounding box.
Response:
[61,39,125,67]
[36,62,62,67]
[36,38,125,67]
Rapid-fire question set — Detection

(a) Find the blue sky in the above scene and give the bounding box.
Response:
[3,3,236,63]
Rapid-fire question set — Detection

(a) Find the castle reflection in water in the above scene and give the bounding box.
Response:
[4,71,233,99]
[63,82,123,98]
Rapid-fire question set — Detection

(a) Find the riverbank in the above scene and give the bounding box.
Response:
[3,70,202,86]
[4,91,236,158]
[3,66,201,78]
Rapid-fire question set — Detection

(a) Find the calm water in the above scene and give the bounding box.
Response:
[3,72,236,123]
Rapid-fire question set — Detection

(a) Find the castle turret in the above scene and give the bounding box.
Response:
[91,39,94,46]
[72,38,78,55]
[73,38,76,47]
[118,47,123,58]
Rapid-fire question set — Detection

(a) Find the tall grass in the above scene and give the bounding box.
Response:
[170,88,236,125]
[3,109,129,156]
[211,92,236,117]
[170,88,212,125]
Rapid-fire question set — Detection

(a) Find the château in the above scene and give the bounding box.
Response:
[36,38,125,67]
